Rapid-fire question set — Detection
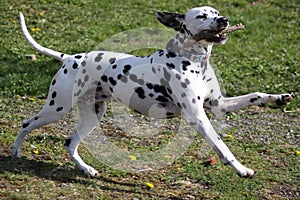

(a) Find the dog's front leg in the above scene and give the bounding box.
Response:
[184,108,255,178]
[207,92,293,118]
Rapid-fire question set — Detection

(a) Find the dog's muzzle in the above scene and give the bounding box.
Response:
[192,17,230,44]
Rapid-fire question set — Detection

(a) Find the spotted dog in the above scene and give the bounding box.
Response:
[12,6,292,178]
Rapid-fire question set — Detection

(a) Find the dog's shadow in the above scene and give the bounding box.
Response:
[0,155,162,197]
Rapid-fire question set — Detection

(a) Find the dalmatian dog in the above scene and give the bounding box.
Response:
[12,6,292,178]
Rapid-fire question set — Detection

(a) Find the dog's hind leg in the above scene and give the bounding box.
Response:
[11,102,72,158]
[63,101,106,176]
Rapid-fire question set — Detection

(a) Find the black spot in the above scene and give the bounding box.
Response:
[166,112,174,118]
[72,62,79,69]
[64,138,72,147]
[22,122,30,129]
[166,62,175,69]
[56,107,63,112]
[204,98,210,102]
[181,93,186,98]
[163,67,171,81]
[34,116,39,120]
[185,79,190,85]
[51,79,56,86]
[196,14,208,19]
[49,100,55,106]
[101,75,108,82]
[175,74,181,80]
[82,69,86,74]
[158,50,164,56]
[109,77,117,86]
[129,74,138,82]
[95,53,104,62]
[137,79,144,85]
[181,60,191,71]
[149,93,154,97]
[52,91,57,98]
[95,104,100,114]
[61,54,64,58]
[156,95,168,102]
[152,67,156,74]
[117,74,123,80]
[146,83,154,89]
[77,79,82,87]
[166,51,177,58]
[80,61,86,67]
[109,57,116,64]
[197,96,201,100]
[109,87,114,92]
[97,65,102,70]
[181,82,187,88]
[120,75,128,83]
[123,65,132,74]
[150,58,153,64]
[192,99,196,104]
[135,87,146,99]
[250,98,257,103]
[61,64,66,69]
[112,64,117,69]
[84,75,89,82]
[206,77,212,82]
[74,55,82,59]
[63,69,68,74]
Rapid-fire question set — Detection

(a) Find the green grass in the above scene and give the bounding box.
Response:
[0,0,299,199]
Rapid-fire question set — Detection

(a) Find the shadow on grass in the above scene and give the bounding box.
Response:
[0,155,165,198]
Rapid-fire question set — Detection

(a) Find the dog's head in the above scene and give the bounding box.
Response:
[156,6,229,45]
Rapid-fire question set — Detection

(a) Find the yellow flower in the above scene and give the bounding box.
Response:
[40,12,44,16]
[31,27,41,32]
[28,97,36,101]
[164,155,171,159]
[225,134,234,139]
[145,182,154,188]
[129,155,137,161]
[296,150,300,156]
[33,150,39,155]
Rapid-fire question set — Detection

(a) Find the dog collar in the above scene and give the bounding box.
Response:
[179,49,207,62]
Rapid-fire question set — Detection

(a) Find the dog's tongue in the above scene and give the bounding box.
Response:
[192,23,245,41]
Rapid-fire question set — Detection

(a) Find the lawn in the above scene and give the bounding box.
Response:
[0,0,299,199]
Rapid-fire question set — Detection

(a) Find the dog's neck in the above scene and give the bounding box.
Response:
[166,33,212,62]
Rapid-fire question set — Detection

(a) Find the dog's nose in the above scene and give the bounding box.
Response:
[216,17,228,23]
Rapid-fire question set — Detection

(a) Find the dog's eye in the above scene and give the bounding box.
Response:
[196,14,207,19]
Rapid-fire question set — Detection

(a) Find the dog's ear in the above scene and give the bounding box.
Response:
[156,11,185,31]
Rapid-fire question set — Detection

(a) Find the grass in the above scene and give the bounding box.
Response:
[0,0,299,199]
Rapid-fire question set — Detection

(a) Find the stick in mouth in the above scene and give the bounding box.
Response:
[191,23,245,41]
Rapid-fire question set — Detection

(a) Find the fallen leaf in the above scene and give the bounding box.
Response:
[208,157,218,165]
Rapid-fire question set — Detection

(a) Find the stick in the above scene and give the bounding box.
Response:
[191,23,245,41]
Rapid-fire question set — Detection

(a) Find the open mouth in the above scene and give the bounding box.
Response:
[191,23,245,43]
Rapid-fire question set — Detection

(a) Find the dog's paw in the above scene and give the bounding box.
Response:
[275,93,293,106]
[81,166,99,176]
[237,167,255,179]
[11,146,22,158]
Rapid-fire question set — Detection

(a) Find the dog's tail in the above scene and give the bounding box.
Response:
[20,13,70,62]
